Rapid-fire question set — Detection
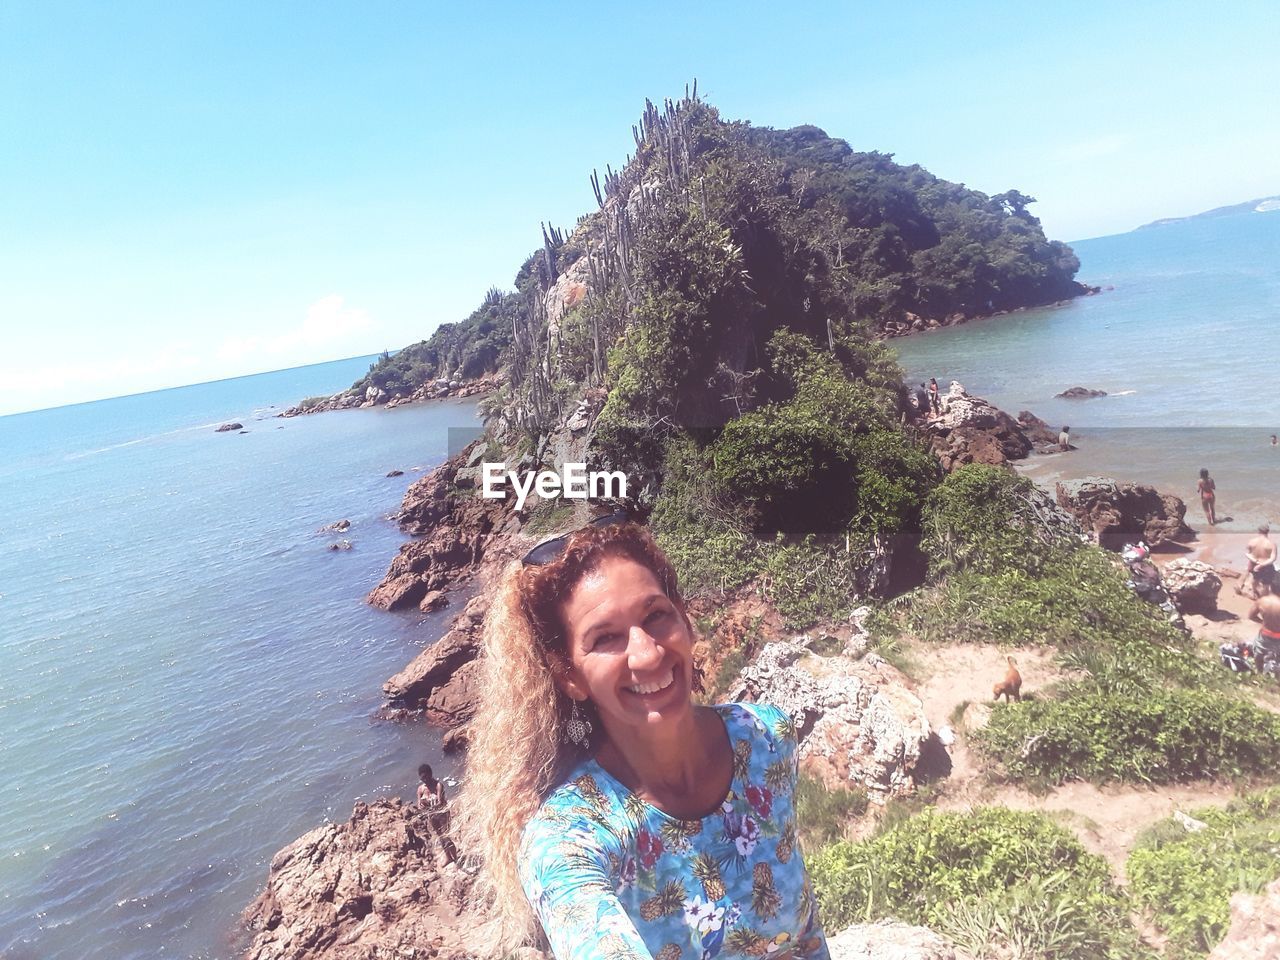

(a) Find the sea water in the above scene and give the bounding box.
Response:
[893,209,1280,537]
[0,358,479,959]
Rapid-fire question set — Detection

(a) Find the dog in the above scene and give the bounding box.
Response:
[992,656,1022,702]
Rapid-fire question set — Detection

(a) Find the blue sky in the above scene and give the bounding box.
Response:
[2,0,1276,415]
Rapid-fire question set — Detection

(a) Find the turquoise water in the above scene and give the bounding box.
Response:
[0,359,477,959]
[893,210,1280,536]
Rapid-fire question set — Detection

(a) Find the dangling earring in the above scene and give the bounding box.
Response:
[564,699,592,747]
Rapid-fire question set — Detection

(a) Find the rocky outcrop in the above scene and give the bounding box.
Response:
[828,921,974,960]
[1016,410,1061,452]
[1160,558,1223,613]
[242,798,476,960]
[925,384,1033,472]
[366,453,518,612]
[1207,878,1280,960]
[383,596,487,722]
[728,640,931,801]
[216,422,244,432]
[280,375,502,418]
[1055,476,1193,549]
[1056,386,1107,399]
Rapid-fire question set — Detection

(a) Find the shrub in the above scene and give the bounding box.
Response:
[1127,787,1280,957]
[809,807,1144,959]
[706,331,936,536]
[794,773,868,848]
[976,689,1280,786]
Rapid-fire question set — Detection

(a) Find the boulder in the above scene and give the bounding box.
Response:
[327,540,353,552]
[828,921,974,960]
[367,497,504,611]
[419,590,448,613]
[1056,386,1107,399]
[728,640,931,801]
[242,798,474,960]
[215,422,243,432]
[382,596,486,719]
[1207,878,1280,959]
[1161,558,1223,613]
[1016,410,1062,451]
[386,469,404,477]
[1055,476,1193,548]
[319,519,351,533]
[926,384,1033,472]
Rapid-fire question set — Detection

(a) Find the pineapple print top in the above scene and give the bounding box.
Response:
[518,702,830,960]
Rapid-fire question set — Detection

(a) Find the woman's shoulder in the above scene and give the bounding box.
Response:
[715,701,795,746]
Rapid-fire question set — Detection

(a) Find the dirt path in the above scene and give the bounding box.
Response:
[901,639,1249,875]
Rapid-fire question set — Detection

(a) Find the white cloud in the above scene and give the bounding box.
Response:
[216,294,374,363]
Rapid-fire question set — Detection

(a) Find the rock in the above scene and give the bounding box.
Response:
[215,422,243,432]
[1055,476,1193,548]
[1173,810,1209,832]
[319,519,351,533]
[418,590,448,612]
[1016,410,1061,451]
[424,657,482,727]
[386,469,404,477]
[242,798,474,960]
[1056,386,1108,399]
[727,640,931,801]
[925,385,1033,472]
[382,597,487,719]
[327,540,353,552]
[1161,558,1223,613]
[828,920,974,960]
[1207,878,1280,959]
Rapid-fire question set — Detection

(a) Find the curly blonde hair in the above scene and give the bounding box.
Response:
[454,520,688,955]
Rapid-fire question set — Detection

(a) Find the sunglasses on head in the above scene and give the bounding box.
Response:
[521,510,631,566]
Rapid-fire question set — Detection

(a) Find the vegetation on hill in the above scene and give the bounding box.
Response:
[350,91,1083,415]
[1127,787,1280,957]
[810,807,1149,959]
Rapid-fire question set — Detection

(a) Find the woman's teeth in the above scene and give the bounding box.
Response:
[628,669,675,695]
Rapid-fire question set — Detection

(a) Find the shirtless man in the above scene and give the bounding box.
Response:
[1247,582,1280,677]
[1242,524,1277,599]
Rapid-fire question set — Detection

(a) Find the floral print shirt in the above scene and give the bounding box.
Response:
[518,702,830,960]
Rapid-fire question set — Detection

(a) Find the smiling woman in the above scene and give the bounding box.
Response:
[455,519,830,960]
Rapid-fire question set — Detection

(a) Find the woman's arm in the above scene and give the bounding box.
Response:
[519,817,653,960]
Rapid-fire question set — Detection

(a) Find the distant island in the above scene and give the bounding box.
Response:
[1137,194,1280,230]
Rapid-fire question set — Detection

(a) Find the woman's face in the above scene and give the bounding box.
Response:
[556,553,695,738]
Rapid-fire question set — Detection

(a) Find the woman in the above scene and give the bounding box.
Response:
[1197,467,1217,526]
[456,517,829,960]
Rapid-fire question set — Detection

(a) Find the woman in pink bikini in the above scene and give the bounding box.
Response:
[1196,468,1217,526]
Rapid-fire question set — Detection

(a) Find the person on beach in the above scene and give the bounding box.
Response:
[928,377,941,415]
[1241,525,1277,599]
[1271,435,1277,447]
[1196,468,1217,526]
[456,515,830,960]
[1247,583,1280,678]
[418,763,458,865]
[1058,426,1070,451]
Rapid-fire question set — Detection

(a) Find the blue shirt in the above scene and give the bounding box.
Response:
[518,702,830,960]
